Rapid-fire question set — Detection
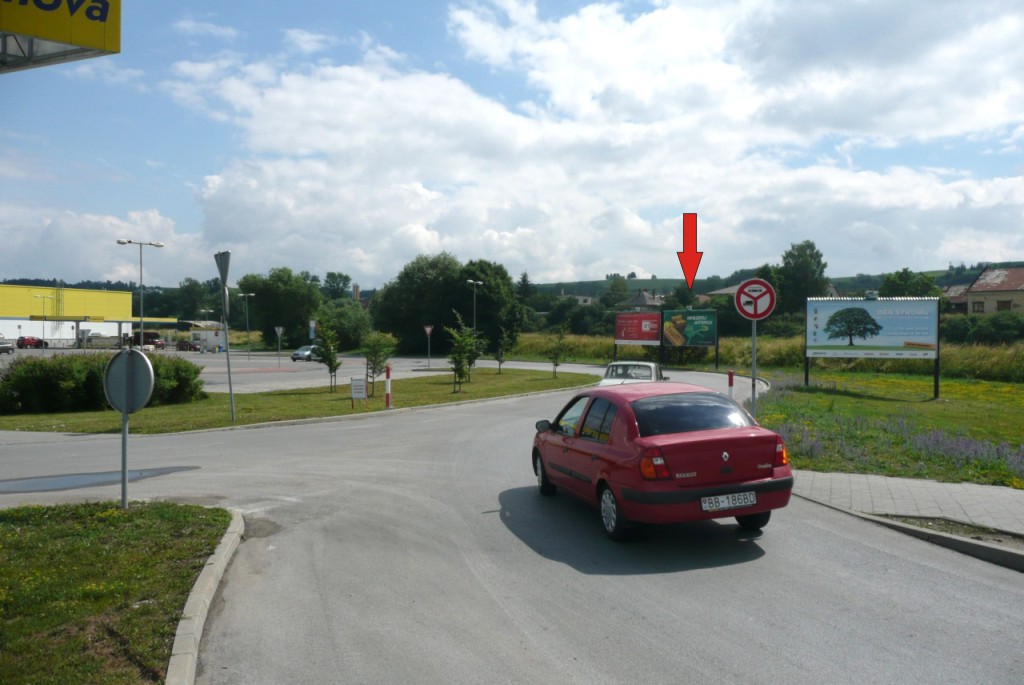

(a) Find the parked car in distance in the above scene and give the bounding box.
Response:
[291,345,320,362]
[532,382,793,540]
[131,331,165,349]
[0,338,13,354]
[16,336,47,349]
[598,361,668,386]
[176,340,201,351]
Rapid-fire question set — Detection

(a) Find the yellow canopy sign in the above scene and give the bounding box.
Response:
[1,0,120,69]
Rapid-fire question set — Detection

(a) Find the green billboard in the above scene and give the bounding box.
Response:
[661,309,717,347]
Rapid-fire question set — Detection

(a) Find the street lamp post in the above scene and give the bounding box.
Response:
[466,280,483,331]
[240,292,255,360]
[116,239,165,347]
[33,295,54,350]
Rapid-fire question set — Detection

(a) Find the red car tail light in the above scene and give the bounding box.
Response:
[640,447,672,480]
[775,436,789,467]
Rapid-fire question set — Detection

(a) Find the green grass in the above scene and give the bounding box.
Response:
[0,368,594,434]
[757,371,1024,488]
[0,501,231,684]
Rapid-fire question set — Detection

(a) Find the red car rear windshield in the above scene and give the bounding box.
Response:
[631,392,754,437]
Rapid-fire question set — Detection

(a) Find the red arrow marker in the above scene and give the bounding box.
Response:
[676,213,702,289]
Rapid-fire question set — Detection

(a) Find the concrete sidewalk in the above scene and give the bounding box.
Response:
[793,470,1024,571]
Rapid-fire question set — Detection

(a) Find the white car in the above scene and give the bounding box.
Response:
[291,345,321,362]
[597,361,668,386]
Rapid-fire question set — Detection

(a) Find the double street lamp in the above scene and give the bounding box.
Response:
[116,239,165,347]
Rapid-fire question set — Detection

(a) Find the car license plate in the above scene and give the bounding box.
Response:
[701,491,756,512]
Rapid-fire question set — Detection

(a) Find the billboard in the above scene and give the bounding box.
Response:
[614,312,661,346]
[0,0,120,53]
[806,298,939,359]
[662,309,717,347]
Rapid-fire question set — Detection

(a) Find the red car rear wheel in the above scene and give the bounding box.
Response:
[599,486,631,541]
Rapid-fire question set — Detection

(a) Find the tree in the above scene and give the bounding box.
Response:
[321,271,353,301]
[314,298,372,350]
[238,267,323,348]
[460,259,518,354]
[177,277,212,319]
[372,253,464,355]
[312,327,342,392]
[601,276,629,308]
[548,323,570,378]
[494,326,515,374]
[362,331,398,396]
[662,281,695,310]
[516,271,534,303]
[371,253,521,356]
[879,268,941,297]
[824,307,883,346]
[445,315,474,392]
[777,240,829,314]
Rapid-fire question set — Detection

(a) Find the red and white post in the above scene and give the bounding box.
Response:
[385,365,392,409]
[728,370,734,399]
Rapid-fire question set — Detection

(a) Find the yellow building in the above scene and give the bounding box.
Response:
[0,284,174,347]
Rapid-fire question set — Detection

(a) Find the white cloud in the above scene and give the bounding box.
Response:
[0,207,207,286]
[174,19,239,42]
[3,1,1023,290]
[283,29,336,55]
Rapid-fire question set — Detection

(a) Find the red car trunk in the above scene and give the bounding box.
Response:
[640,427,779,487]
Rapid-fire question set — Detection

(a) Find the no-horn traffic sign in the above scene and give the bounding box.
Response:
[735,278,776,321]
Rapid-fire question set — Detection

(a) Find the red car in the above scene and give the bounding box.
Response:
[16,336,48,349]
[532,382,793,540]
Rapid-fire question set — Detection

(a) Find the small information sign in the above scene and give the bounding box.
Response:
[351,377,368,406]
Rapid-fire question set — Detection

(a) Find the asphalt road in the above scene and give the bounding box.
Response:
[1,381,1022,683]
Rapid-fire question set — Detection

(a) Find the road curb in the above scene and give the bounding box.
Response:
[794,493,1024,573]
[165,510,245,685]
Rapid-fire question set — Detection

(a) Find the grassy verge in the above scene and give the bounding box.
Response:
[0,368,594,434]
[757,371,1024,488]
[0,501,231,684]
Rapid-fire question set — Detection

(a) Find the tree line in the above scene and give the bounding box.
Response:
[8,243,1016,354]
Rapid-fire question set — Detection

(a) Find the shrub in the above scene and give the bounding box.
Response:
[147,355,207,405]
[0,353,205,415]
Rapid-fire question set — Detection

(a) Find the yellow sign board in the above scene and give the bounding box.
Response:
[0,0,120,53]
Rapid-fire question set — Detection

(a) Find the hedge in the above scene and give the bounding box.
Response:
[0,353,206,414]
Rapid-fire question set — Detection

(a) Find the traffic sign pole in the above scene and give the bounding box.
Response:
[752,319,758,418]
[104,349,155,509]
[734,278,777,420]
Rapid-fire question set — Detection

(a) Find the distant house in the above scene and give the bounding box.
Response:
[942,284,970,314]
[965,265,1024,315]
[616,289,664,310]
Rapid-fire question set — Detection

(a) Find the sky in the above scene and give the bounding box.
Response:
[2,0,1023,291]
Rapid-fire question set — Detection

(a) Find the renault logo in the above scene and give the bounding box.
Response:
[722,452,730,462]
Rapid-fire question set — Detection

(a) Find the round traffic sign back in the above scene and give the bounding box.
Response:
[735,278,777,321]
[104,349,155,414]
